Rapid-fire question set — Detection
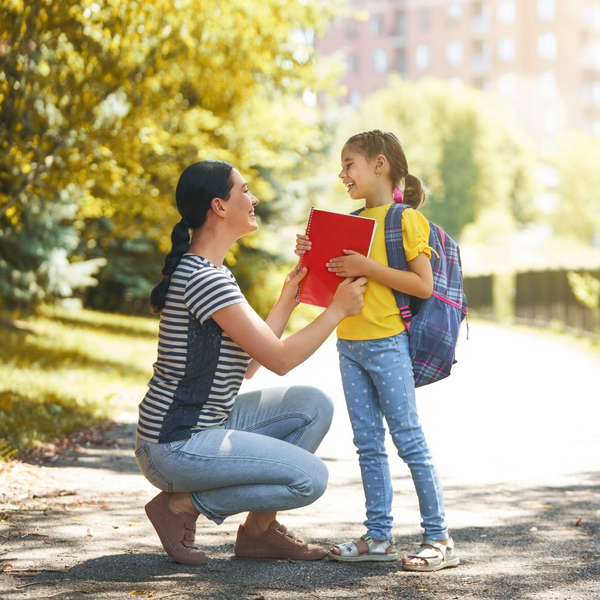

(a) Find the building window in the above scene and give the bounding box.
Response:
[498,37,516,61]
[472,40,491,68]
[445,3,462,22]
[372,49,387,73]
[539,70,557,96]
[498,73,517,98]
[393,12,406,36]
[538,32,557,60]
[445,41,463,66]
[581,81,600,106]
[370,15,384,36]
[472,1,491,32]
[537,0,556,21]
[418,8,431,30]
[349,89,361,107]
[544,110,559,135]
[497,0,516,24]
[347,19,358,39]
[395,49,406,73]
[416,44,431,70]
[348,54,360,75]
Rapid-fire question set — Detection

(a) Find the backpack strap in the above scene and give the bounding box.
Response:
[352,204,415,329]
[384,203,415,331]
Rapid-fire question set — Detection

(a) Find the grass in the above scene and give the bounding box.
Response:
[0,306,158,457]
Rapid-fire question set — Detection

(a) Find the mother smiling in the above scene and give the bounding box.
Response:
[135,160,367,565]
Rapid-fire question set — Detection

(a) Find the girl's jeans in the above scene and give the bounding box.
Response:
[337,332,448,542]
[135,385,333,524]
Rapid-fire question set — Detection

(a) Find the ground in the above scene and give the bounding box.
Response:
[1,323,599,599]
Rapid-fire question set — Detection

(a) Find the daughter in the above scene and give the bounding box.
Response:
[296,130,459,571]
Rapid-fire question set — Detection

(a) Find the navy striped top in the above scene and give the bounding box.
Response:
[137,254,251,443]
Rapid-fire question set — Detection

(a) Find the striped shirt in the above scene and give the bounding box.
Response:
[137,254,251,443]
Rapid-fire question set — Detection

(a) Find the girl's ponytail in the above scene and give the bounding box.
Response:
[344,130,426,209]
[149,219,191,313]
[403,173,426,209]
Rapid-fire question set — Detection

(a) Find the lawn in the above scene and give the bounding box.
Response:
[0,306,158,457]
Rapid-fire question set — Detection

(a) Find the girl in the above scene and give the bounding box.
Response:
[296,130,459,571]
[136,160,367,565]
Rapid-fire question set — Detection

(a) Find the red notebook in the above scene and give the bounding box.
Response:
[297,208,377,308]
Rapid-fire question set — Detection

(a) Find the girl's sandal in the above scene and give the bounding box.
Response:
[325,534,398,562]
[402,538,460,572]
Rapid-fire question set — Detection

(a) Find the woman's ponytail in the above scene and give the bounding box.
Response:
[149,160,235,314]
[149,219,191,313]
[402,173,426,209]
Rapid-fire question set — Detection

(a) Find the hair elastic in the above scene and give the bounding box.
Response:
[393,186,404,203]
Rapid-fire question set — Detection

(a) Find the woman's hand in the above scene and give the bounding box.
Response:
[326,250,372,278]
[295,233,311,256]
[328,276,368,319]
[278,264,308,307]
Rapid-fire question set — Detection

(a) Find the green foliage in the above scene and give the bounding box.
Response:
[552,132,600,244]
[0,306,158,454]
[0,389,105,453]
[568,272,600,310]
[0,0,339,311]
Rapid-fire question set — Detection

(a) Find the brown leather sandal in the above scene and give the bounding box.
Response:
[145,491,208,565]
[234,520,326,561]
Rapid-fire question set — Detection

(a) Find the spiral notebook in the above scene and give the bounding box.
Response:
[296,208,377,308]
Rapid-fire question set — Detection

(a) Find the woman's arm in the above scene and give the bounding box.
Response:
[211,276,367,377]
[244,266,305,379]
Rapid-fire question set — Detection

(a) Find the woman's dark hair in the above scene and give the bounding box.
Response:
[344,130,426,208]
[150,160,235,313]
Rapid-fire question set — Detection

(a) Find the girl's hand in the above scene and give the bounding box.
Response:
[326,250,372,278]
[329,276,368,318]
[295,233,312,256]
[278,264,308,306]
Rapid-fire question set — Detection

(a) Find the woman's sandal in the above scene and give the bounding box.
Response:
[325,534,398,562]
[402,538,460,572]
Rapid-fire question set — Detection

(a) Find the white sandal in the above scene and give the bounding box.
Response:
[325,534,398,562]
[402,538,460,571]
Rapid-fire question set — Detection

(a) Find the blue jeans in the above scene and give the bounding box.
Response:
[337,333,448,542]
[135,385,333,525]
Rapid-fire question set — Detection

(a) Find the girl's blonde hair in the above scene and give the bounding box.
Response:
[343,130,426,208]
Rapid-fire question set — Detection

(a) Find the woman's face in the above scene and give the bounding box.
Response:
[225,169,259,235]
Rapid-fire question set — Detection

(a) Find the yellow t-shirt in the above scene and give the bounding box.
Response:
[336,204,433,341]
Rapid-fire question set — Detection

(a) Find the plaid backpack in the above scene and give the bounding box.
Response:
[354,203,468,387]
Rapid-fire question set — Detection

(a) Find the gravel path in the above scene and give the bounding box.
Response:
[1,322,599,599]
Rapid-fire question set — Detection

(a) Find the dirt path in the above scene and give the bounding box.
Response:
[1,323,599,599]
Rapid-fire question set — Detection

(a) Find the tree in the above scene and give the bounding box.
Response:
[0,0,339,310]
[551,131,600,244]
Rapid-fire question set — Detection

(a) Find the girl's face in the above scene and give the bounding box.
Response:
[225,169,259,235]
[338,147,378,200]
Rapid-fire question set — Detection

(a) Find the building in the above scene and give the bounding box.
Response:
[316,0,600,145]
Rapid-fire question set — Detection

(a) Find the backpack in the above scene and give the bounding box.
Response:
[353,203,468,387]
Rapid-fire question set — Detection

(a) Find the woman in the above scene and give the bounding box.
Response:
[136,160,367,565]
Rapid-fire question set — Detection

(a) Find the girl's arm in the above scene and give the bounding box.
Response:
[297,232,432,298]
[211,276,367,377]
[326,250,433,299]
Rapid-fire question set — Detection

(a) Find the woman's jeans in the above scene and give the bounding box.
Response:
[337,332,448,542]
[135,385,333,524]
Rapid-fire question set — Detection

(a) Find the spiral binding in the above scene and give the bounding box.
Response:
[295,207,315,303]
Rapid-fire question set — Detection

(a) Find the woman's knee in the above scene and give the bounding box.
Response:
[299,456,329,504]
[291,386,334,425]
